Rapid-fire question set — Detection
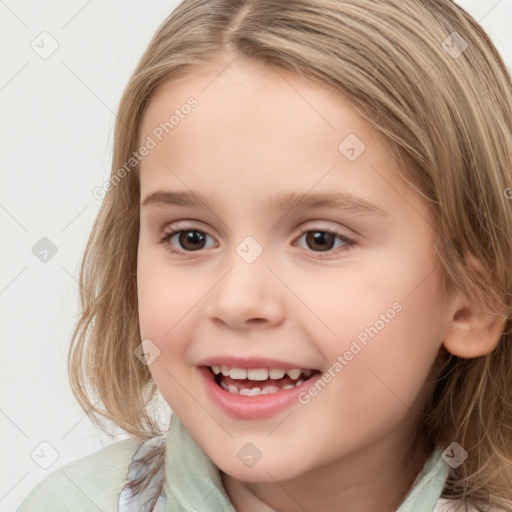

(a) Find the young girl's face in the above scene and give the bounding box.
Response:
[137,56,450,484]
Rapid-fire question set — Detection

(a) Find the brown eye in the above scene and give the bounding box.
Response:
[295,228,355,257]
[161,229,215,253]
[303,231,336,252]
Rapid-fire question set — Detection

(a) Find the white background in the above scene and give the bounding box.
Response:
[1,1,511,511]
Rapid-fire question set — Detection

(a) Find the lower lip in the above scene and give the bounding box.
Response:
[198,366,321,420]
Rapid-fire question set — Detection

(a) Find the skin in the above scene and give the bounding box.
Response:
[136,55,503,512]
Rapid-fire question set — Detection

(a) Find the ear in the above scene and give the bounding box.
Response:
[442,254,506,358]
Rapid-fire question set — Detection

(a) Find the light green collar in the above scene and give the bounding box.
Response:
[164,414,237,511]
[397,445,449,511]
[164,414,448,512]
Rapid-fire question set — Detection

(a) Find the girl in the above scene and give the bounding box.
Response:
[18,0,512,511]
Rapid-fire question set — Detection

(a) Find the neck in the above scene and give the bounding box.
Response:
[222,431,431,512]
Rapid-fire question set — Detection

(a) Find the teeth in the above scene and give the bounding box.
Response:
[210,365,314,381]
[227,384,238,393]
[286,369,302,379]
[269,368,286,379]
[260,385,280,394]
[239,387,261,396]
[218,378,307,395]
[246,368,269,380]
[229,368,247,379]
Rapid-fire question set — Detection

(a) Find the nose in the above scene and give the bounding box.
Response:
[205,256,286,330]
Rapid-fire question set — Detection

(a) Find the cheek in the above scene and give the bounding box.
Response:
[290,283,444,468]
[294,247,445,413]
[137,251,203,363]
[342,302,442,425]
[137,258,203,413]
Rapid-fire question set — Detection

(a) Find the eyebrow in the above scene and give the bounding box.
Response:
[141,189,389,217]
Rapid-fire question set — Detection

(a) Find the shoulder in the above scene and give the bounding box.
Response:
[17,437,142,512]
[435,498,472,511]
[435,497,505,512]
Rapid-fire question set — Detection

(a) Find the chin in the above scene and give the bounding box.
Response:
[215,453,308,483]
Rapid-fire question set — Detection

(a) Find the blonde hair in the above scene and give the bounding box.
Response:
[68,0,512,508]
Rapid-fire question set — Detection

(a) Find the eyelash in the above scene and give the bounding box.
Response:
[158,226,356,258]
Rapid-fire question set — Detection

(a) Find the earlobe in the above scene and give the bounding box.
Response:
[442,256,507,359]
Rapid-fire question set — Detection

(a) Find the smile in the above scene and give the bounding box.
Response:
[210,365,316,396]
[199,364,322,420]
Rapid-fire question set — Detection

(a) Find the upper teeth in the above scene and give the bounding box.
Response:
[210,365,313,380]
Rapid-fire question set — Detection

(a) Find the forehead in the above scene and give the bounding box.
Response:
[139,57,382,155]
[137,57,423,224]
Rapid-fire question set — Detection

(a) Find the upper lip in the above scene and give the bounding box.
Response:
[197,355,319,370]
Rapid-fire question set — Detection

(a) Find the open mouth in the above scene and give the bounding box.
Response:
[205,365,322,396]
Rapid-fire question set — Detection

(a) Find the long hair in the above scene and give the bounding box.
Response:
[68,1,512,508]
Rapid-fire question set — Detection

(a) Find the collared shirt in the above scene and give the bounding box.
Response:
[17,413,469,512]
